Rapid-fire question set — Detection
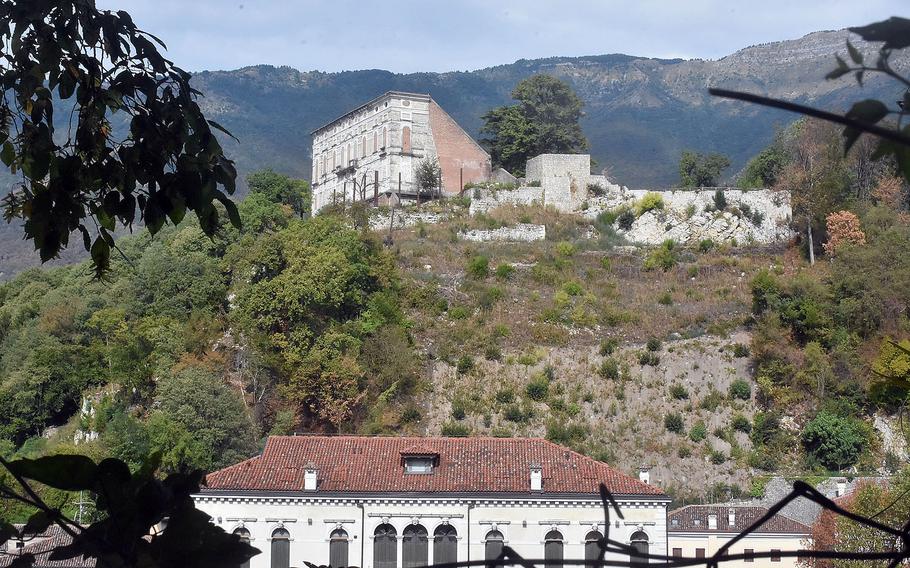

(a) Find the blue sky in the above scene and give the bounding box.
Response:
[97,0,906,73]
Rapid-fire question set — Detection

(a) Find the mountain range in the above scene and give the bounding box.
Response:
[0,28,906,278]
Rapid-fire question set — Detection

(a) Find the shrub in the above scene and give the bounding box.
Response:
[751,210,765,226]
[646,338,662,352]
[546,421,590,446]
[563,281,584,296]
[669,384,689,400]
[801,411,867,470]
[643,239,678,271]
[588,183,606,197]
[689,421,707,442]
[401,406,421,423]
[751,412,782,446]
[467,255,490,279]
[503,403,530,423]
[441,422,471,437]
[484,344,502,361]
[617,208,636,230]
[526,376,550,401]
[600,256,612,270]
[448,305,470,320]
[599,338,619,356]
[456,355,474,374]
[732,343,750,358]
[494,263,515,280]
[713,189,728,210]
[598,358,620,380]
[710,450,727,464]
[678,446,692,458]
[665,412,684,433]
[639,351,660,366]
[823,210,866,256]
[729,379,752,400]
[699,388,724,411]
[451,401,466,420]
[477,286,503,310]
[658,291,673,306]
[732,414,752,433]
[685,203,697,219]
[636,192,665,216]
[493,324,511,338]
[698,239,715,253]
[555,241,577,257]
[543,365,557,381]
[495,388,515,404]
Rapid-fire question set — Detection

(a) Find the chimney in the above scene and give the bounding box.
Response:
[638,467,650,485]
[304,463,318,491]
[728,509,736,527]
[836,480,847,498]
[530,463,543,491]
[708,513,717,530]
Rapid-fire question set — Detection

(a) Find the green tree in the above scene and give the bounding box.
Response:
[481,75,588,175]
[0,0,239,277]
[678,151,731,187]
[247,169,311,218]
[415,157,442,197]
[153,366,258,472]
[801,411,866,470]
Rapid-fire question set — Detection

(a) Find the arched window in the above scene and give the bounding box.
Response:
[545,530,564,568]
[382,127,387,149]
[403,524,428,568]
[585,531,603,568]
[330,529,349,568]
[434,525,457,565]
[271,528,290,568]
[234,528,251,568]
[374,524,397,568]
[630,531,649,566]
[485,530,504,568]
[373,131,378,153]
[402,126,411,154]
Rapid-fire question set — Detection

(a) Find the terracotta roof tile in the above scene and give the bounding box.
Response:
[668,505,810,535]
[0,526,95,568]
[204,436,664,496]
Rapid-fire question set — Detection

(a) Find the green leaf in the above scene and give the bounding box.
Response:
[849,17,910,50]
[22,511,53,536]
[1,141,15,166]
[845,99,889,120]
[0,521,18,546]
[206,119,239,142]
[7,455,98,491]
[846,40,863,65]
[825,55,850,80]
[214,191,242,229]
[91,236,111,277]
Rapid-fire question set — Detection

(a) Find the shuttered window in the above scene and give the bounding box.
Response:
[545,530,563,568]
[329,529,348,568]
[374,524,397,568]
[271,528,290,568]
[403,524,428,568]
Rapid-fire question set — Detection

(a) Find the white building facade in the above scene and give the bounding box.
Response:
[310,92,491,213]
[194,436,670,568]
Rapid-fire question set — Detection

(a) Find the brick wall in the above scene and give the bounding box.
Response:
[428,101,491,195]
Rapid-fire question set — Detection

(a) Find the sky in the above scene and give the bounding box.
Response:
[96,0,906,74]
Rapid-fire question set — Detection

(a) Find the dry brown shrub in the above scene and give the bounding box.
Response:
[823,210,866,256]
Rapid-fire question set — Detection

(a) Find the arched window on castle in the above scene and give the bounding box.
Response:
[433,525,457,566]
[402,126,411,154]
[545,530,564,568]
[271,528,290,568]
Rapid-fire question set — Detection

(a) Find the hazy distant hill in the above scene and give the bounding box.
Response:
[192,29,904,189]
[1,28,906,278]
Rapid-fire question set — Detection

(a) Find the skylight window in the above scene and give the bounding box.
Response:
[404,457,434,474]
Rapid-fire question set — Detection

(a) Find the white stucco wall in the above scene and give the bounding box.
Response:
[194,494,668,568]
[669,532,809,568]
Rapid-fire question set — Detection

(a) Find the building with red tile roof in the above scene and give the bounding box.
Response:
[668,505,811,568]
[194,436,669,568]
